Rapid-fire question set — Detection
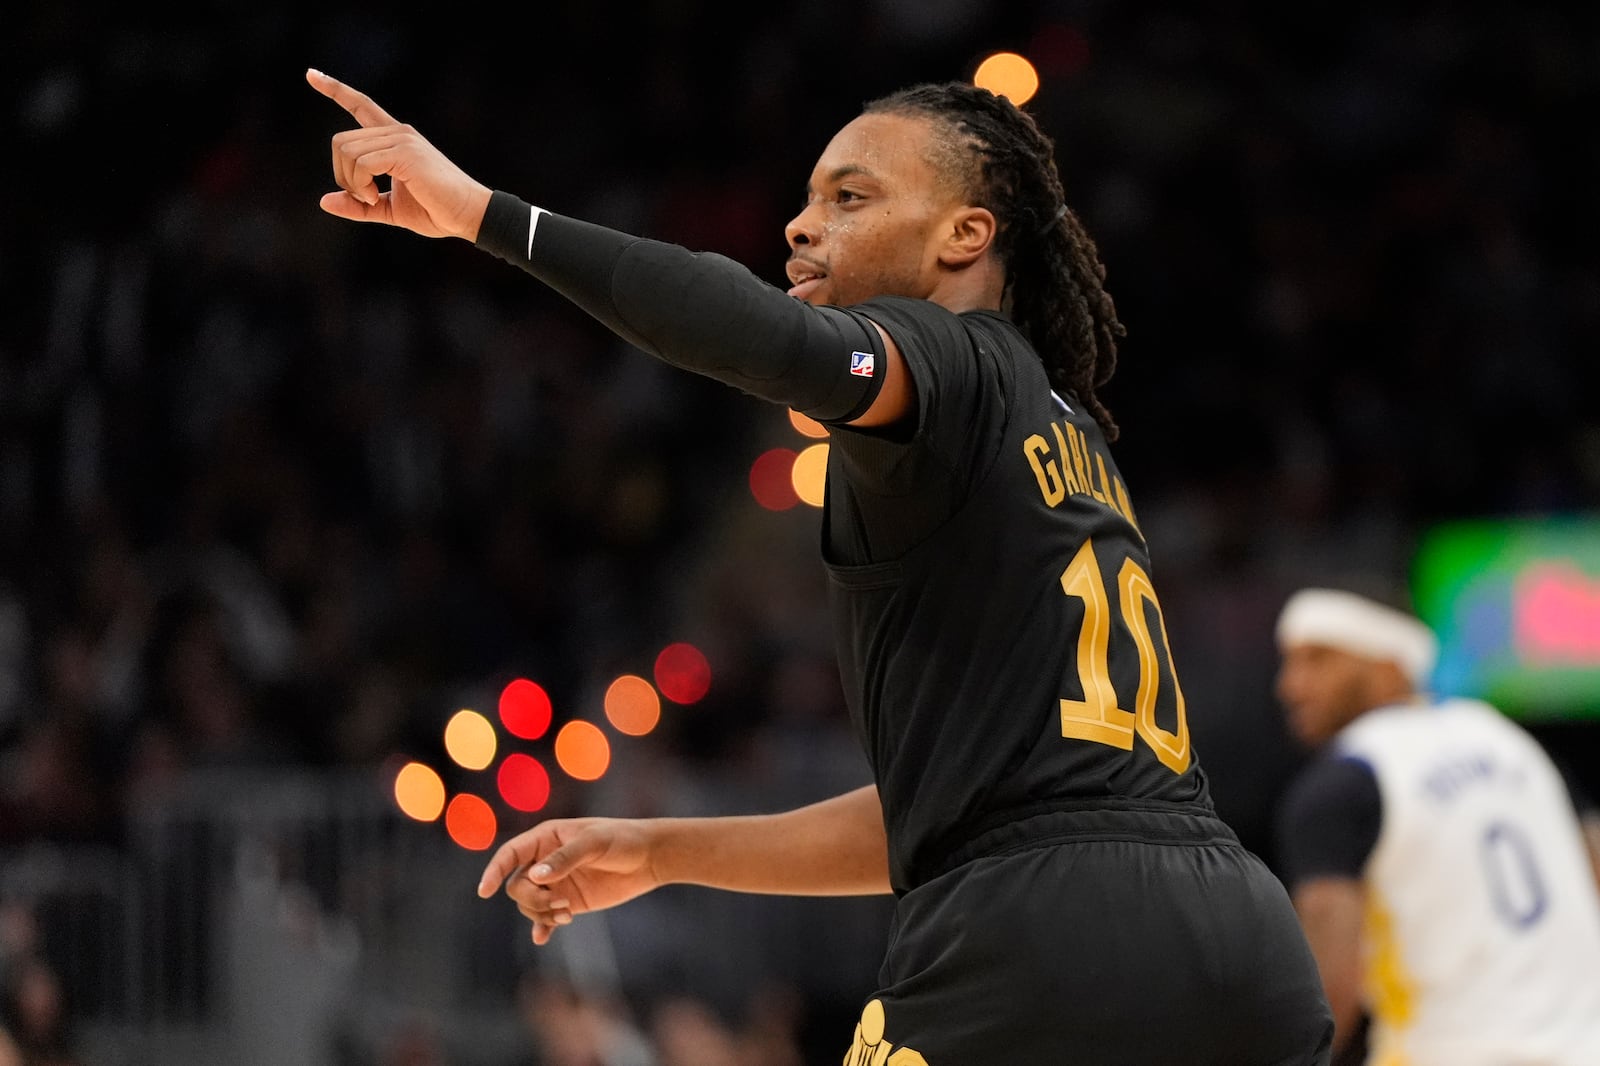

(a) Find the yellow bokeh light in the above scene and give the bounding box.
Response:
[394,761,446,822]
[974,52,1040,106]
[605,674,662,736]
[788,409,829,439]
[791,442,829,508]
[444,709,497,771]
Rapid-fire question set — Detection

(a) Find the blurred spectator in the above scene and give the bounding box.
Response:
[514,972,654,1066]
[0,956,83,1066]
[647,997,738,1066]
[375,1019,447,1066]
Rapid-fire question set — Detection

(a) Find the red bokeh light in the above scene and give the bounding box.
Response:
[497,753,552,812]
[749,448,800,511]
[654,642,712,705]
[499,678,553,740]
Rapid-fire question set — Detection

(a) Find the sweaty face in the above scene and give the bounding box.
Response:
[1275,644,1387,749]
[784,112,962,307]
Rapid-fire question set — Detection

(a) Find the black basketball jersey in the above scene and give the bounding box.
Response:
[823,296,1212,893]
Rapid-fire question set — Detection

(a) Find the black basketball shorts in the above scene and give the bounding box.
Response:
[839,807,1334,1065]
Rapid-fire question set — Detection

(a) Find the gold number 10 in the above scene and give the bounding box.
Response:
[1058,539,1192,774]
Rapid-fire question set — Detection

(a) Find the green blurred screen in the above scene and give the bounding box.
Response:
[1412,514,1600,721]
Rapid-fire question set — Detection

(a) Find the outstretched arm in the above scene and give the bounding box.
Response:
[477,784,890,944]
[307,69,914,427]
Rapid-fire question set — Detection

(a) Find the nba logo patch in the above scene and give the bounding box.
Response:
[850,351,875,377]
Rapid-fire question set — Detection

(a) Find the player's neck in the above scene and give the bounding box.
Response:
[927,261,1006,316]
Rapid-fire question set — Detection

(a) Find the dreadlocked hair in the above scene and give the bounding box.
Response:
[864,82,1125,441]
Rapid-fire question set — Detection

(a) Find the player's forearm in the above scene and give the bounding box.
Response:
[472,191,882,422]
[1582,813,1600,893]
[648,784,891,896]
[1293,879,1367,1052]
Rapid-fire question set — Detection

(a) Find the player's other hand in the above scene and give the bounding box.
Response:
[306,68,492,241]
[477,818,661,945]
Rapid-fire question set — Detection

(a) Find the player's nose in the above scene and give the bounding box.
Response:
[785,203,822,249]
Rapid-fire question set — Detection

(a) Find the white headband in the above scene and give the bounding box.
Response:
[1275,588,1439,686]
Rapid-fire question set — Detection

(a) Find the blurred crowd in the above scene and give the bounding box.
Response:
[1,2,1597,1063]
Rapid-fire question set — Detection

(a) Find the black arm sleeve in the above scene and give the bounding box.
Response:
[474,190,885,423]
[1274,755,1383,888]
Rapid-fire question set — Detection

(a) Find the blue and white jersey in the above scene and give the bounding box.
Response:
[1335,698,1600,1065]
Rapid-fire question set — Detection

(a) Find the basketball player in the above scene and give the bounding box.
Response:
[309,68,1332,1063]
[1274,587,1600,1065]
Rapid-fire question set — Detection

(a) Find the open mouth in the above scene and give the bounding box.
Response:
[786,261,827,300]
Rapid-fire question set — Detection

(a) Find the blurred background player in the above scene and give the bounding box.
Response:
[1273,586,1600,1065]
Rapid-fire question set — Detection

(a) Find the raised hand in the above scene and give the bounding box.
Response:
[477,817,663,945]
[306,68,493,240]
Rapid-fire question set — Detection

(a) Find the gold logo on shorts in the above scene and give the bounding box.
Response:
[842,999,928,1066]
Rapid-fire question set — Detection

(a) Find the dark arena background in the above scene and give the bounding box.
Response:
[1,4,1597,1064]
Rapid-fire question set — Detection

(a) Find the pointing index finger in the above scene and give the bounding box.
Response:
[306,68,400,128]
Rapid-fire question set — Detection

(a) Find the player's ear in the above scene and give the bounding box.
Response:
[1369,659,1415,705]
[938,206,996,269]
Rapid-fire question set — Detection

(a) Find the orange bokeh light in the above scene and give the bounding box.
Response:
[554,720,611,781]
[788,409,829,439]
[974,52,1041,106]
[393,761,446,822]
[791,443,829,508]
[445,793,497,850]
[605,674,662,736]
